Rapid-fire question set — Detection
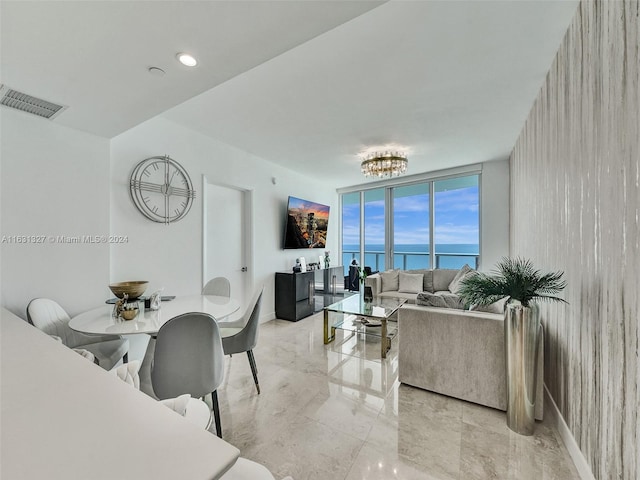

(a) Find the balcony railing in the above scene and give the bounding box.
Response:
[342,249,479,273]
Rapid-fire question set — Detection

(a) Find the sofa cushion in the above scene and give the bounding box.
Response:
[416,291,464,309]
[432,269,459,292]
[379,270,400,292]
[448,264,474,294]
[379,291,417,303]
[398,272,424,293]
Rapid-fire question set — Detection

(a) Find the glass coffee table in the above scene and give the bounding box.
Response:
[323,295,407,359]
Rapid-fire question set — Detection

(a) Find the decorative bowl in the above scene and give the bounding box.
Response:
[121,308,139,321]
[109,281,149,300]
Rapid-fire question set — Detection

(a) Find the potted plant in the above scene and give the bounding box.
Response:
[359,268,373,302]
[458,257,567,435]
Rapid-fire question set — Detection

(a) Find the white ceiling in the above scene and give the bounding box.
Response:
[1,1,579,188]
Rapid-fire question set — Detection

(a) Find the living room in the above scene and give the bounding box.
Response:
[1,1,638,480]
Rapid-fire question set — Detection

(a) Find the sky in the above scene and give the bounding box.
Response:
[342,183,479,247]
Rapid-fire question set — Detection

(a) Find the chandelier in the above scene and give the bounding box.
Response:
[360,150,408,178]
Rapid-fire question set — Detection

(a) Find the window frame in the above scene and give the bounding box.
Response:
[338,165,482,271]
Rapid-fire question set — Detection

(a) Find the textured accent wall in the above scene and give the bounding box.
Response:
[510,1,639,479]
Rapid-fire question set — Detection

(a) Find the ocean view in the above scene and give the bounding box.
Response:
[342,243,479,271]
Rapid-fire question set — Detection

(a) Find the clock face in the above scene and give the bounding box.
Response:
[129,156,195,224]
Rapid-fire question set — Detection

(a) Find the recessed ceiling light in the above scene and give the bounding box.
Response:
[176,53,198,67]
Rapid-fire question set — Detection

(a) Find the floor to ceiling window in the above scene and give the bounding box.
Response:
[364,189,385,272]
[433,176,479,269]
[340,173,479,271]
[393,183,430,270]
[341,192,360,275]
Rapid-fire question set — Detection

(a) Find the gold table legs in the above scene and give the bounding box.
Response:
[324,309,392,359]
[323,309,335,344]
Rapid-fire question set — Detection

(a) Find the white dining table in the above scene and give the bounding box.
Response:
[69,294,241,336]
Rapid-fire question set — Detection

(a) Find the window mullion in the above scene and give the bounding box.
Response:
[429,181,435,269]
[359,191,365,268]
[385,187,393,271]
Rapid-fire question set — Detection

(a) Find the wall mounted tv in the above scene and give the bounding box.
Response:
[283,196,330,249]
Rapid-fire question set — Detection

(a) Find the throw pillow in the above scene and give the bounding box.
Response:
[379,270,400,292]
[422,270,434,293]
[448,264,474,294]
[398,272,424,294]
[470,296,509,314]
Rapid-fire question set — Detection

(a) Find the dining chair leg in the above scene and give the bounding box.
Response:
[211,390,222,438]
[246,350,260,395]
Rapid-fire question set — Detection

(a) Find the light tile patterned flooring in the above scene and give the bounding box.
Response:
[137,311,581,480]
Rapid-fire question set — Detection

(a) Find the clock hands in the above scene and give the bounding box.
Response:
[132,180,194,198]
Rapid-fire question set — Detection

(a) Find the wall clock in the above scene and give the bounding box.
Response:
[129,155,195,224]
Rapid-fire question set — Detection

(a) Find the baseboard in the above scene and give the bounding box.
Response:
[544,385,596,480]
[260,311,276,323]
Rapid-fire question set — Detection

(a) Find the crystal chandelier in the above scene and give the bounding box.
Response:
[360,150,408,178]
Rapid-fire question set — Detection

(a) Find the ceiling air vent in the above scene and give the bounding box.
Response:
[0,85,67,119]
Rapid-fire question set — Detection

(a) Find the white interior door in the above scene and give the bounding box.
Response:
[204,183,249,310]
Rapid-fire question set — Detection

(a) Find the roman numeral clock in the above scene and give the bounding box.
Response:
[129,155,195,224]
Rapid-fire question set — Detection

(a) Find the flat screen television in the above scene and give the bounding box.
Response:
[283,196,330,249]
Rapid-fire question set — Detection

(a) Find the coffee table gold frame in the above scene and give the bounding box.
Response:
[323,297,405,359]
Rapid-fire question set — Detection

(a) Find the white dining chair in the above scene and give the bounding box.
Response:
[49,334,98,364]
[203,276,232,321]
[203,277,231,297]
[27,298,129,371]
[219,286,264,394]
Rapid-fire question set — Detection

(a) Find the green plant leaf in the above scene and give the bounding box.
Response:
[458,257,567,308]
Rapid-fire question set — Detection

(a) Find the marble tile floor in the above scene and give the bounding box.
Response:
[134,312,581,480]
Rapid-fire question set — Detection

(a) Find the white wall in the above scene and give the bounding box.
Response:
[479,159,509,271]
[110,116,338,320]
[0,109,111,317]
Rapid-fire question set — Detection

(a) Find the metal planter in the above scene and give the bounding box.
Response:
[504,302,542,435]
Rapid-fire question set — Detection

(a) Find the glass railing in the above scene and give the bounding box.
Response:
[343,249,479,273]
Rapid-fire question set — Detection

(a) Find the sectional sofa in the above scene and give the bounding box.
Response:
[365,267,544,419]
[365,268,462,305]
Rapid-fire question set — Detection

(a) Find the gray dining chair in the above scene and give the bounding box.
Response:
[151,312,225,437]
[203,277,231,297]
[27,298,129,371]
[219,286,264,394]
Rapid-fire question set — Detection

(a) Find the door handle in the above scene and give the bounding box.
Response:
[308,282,315,305]
[241,267,248,272]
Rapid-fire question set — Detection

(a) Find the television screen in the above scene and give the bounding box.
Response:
[283,196,330,249]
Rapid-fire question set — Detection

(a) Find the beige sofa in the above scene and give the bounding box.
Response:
[366,267,544,418]
[398,304,544,419]
[365,268,461,304]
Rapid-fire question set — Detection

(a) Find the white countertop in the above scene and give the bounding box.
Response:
[1,308,240,480]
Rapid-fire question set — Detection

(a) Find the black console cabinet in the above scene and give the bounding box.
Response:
[275,271,315,322]
[275,267,344,322]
